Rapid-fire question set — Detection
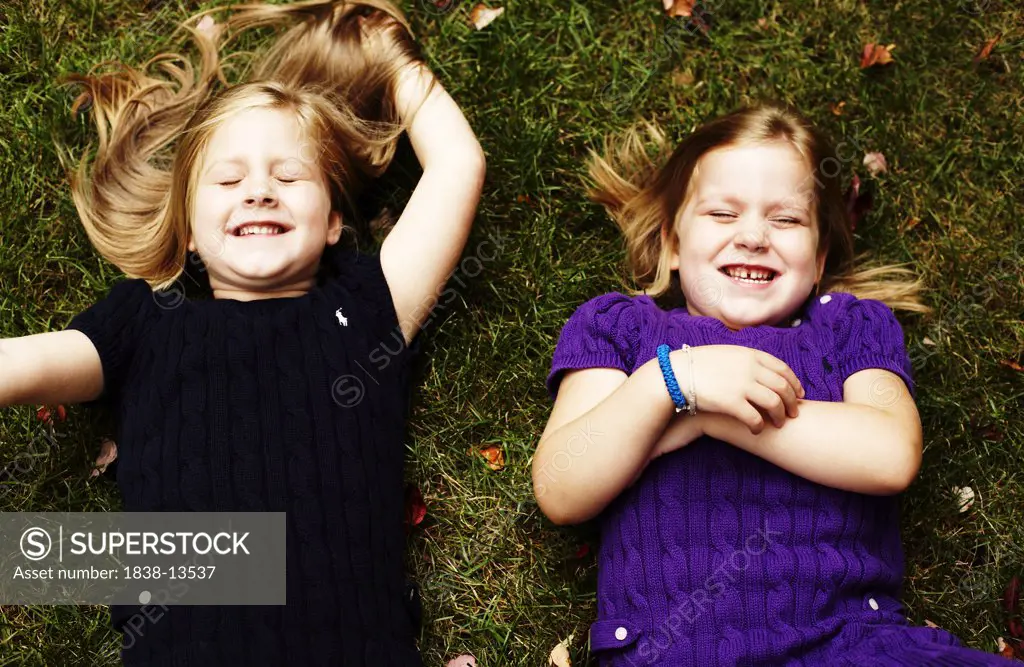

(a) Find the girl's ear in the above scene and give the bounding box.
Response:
[815,248,827,283]
[326,210,343,245]
[662,224,680,271]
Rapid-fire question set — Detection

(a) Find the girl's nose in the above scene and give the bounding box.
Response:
[733,217,769,252]
[244,185,277,207]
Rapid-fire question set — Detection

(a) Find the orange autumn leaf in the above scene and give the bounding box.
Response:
[999,359,1024,372]
[665,0,697,17]
[974,35,1001,63]
[830,101,846,116]
[36,404,67,423]
[479,445,505,471]
[860,43,895,69]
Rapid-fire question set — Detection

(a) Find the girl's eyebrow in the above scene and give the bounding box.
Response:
[203,156,305,175]
[697,193,810,213]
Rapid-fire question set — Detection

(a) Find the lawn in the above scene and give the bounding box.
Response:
[0,0,1022,664]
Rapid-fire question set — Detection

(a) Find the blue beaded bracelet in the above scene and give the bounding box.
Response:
[656,344,688,413]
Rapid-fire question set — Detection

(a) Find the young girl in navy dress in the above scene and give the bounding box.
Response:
[534,105,1011,665]
[0,1,484,665]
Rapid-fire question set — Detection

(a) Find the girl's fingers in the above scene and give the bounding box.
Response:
[747,384,786,429]
[756,352,805,399]
[734,401,766,434]
[756,367,800,418]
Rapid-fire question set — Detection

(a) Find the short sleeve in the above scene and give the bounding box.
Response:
[64,278,156,408]
[324,245,422,363]
[546,292,642,400]
[831,297,916,399]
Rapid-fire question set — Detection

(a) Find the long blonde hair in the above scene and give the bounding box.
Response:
[587,105,930,314]
[60,0,426,292]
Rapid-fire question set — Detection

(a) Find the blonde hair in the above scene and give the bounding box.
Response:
[587,104,930,314]
[60,0,426,292]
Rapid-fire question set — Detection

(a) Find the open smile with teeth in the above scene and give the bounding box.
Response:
[235,223,287,237]
[720,266,778,284]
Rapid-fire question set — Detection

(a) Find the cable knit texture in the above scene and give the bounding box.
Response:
[66,247,422,667]
[547,292,1012,666]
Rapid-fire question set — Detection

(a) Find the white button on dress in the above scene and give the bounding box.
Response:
[819,295,832,304]
[791,318,802,327]
[868,597,879,610]
[615,626,628,641]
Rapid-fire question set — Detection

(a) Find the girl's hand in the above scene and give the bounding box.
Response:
[674,344,805,433]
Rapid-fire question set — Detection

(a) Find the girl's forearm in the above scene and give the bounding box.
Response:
[395,65,483,171]
[700,400,922,495]
[533,359,681,525]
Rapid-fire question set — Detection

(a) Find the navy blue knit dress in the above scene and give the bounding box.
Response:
[65,246,422,666]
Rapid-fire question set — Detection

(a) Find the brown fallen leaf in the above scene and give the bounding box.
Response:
[445,655,477,667]
[999,359,1023,372]
[672,68,696,87]
[665,0,696,17]
[404,483,426,529]
[469,4,504,30]
[830,101,846,116]
[549,633,574,666]
[863,151,888,176]
[974,35,1001,63]
[91,438,118,478]
[860,43,895,69]
[479,445,505,471]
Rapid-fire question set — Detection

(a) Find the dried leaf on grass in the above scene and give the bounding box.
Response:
[470,4,504,30]
[863,151,888,176]
[860,43,895,69]
[479,445,505,471]
[549,633,574,666]
[91,438,118,478]
[974,35,1001,63]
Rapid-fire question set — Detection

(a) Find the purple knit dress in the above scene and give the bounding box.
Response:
[547,291,1012,666]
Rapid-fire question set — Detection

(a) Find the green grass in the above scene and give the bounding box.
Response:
[1,0,1022,664]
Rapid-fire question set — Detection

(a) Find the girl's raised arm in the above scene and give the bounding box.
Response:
[0,331,103,407]
[379,64,486,346]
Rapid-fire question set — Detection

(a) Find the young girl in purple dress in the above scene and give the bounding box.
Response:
[534,105,1012,666]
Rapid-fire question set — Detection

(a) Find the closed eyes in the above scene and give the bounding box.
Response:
[217,177,298,186]
[709,212,802,225]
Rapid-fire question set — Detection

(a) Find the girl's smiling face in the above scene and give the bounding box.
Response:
[189,106,341,299]
[666,140,827,331]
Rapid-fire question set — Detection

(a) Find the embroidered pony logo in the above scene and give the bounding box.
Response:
[334,307,348,327]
